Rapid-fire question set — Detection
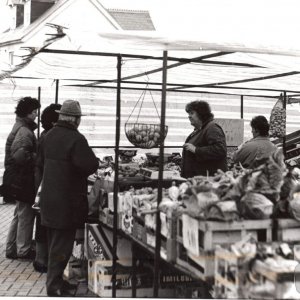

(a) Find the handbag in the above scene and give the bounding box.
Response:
[2,163,35,204]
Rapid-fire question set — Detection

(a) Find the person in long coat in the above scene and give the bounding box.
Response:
[4,97,40,259]
[37,100,98,297]
[181,100,227,178]
[33,103,62,273]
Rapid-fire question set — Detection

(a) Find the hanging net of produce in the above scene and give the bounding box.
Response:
[125,86,168,149]
[269,93,286,138]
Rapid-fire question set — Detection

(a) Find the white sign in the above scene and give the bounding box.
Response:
[182,214,199,257]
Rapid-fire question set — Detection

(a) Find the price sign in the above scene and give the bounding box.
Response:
[182,214,199,257]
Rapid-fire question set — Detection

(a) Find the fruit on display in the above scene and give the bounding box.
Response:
[269,94,286,138]
[118,149,137,163]
[118,165,139,178]
[125,123,168,149]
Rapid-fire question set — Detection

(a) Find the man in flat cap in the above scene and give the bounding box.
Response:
[37,100,98,296]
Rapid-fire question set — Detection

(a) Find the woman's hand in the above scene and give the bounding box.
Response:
[183,143,196,153]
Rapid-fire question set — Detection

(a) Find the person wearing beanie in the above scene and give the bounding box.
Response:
[36,100,98,297]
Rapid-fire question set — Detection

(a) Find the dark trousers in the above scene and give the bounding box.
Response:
[46,227,76,294]
[35,214,48,266]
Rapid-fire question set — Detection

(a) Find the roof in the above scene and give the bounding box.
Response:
[107,9,155,31]
[0,0,121,46]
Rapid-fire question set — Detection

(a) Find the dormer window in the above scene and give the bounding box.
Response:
[6,0,56,29]
[16,4,24,27]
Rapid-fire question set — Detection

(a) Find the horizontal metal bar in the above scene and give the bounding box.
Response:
[170,71,300,91]
[66,83,278,98]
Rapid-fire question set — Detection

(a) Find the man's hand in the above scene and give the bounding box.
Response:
[183,143,196,153]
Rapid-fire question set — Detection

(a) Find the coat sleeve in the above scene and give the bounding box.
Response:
[11,127,35,165]
[232,140,256,168]
[71,134,99,176]
[34,137,45,193]
[194,124,227,161]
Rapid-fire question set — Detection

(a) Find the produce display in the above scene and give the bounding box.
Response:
[214,236,300,299]
[269,93,286,138]
[97,148,300,224]
[92,146,300,300]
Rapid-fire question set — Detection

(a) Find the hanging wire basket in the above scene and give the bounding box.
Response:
[125,123,168,149]
[125,86,168,149]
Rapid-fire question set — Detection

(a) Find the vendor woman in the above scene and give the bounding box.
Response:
[233,115,277,169]
[181,100,227,178]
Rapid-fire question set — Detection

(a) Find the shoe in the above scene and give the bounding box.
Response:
[6,252,18,259]
[18,249,36,260]
[47,289,63,297]
[47,287,75,297]
[62,280,77,291]
[33,260,47,273]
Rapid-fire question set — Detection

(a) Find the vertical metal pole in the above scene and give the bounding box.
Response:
[153,51,168,297]
[283,91,287,158]
[112,55,122,298]
[55,79,59,104]
[240,95,244,119]
[37,86,41,139]
[131,243,137,298]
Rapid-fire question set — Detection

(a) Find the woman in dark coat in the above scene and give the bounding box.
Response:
[181,100,227,178]
[33,103,62,273]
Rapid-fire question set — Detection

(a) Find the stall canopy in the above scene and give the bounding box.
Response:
[2,0,300,100]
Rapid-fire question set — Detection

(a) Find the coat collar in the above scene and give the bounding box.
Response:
[201,116,214,130]
[16,116,38,131]
[55,120,78,131]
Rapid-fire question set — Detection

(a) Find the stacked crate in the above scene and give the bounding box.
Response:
[176,215,272,280]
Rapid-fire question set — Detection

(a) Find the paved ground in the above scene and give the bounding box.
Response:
[0,202,96,298]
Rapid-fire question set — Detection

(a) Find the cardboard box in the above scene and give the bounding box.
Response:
[84,223,113,260]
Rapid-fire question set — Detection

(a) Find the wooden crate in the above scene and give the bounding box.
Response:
[99,210,107,224]
[145,231,177,263]
[106,212,123,229]
[176,242,215,280]
[142,210,177,263]
[214,246,250,299]
[250,259,300,299]
[177,217,272,251]
[274,218,300,242]
[132,218,147,244]
[176,216,272,279]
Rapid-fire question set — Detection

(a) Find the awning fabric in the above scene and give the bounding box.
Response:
[2,0,300,100]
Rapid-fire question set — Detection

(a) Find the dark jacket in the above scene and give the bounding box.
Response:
[38,121,98,229]
[181,118,227,178]
[3,117,38,203]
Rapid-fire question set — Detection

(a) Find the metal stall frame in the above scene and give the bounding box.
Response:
[6,47,297,298]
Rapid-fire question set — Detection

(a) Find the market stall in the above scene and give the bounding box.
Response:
[3,2,300,297]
